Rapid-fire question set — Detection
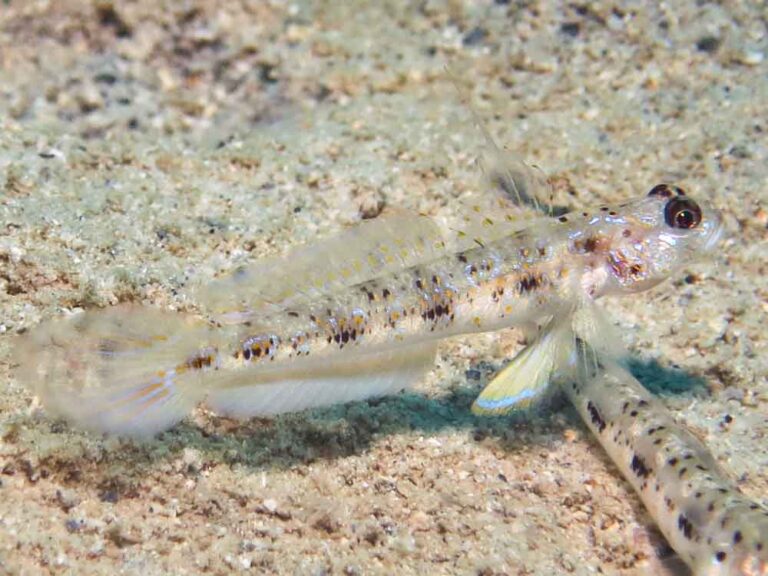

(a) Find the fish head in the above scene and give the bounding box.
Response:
[575,184,723,296]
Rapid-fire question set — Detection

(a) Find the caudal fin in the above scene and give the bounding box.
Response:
[15,305,215,437]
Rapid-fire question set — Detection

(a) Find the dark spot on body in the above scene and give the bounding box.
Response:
[631,455,651,479]
[575,236,599,253]
[715,551,727,562]
[518,273,543,294]
[587,401,607,432]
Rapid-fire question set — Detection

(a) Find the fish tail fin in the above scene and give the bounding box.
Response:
[15,305,215,437]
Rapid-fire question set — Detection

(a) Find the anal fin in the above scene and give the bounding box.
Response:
[206,342,438,418]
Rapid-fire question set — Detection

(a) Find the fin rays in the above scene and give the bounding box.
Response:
[472,317,573,415]
[206,342,438,418]
[15,306,212,437]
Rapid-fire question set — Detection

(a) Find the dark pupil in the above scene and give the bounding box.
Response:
[664,197,702,229]
[676,210,694,228]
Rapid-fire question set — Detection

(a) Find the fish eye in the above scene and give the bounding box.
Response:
[664,197,702,229]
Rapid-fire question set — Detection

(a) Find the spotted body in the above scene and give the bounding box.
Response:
[563,356,768,575]
[17,184,721,431]
[215,222,570,371]
[16,180,737,575]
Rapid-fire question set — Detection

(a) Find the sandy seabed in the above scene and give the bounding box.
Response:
[0,2,766,575]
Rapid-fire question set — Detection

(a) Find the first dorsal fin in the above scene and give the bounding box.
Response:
[445,65,553,216]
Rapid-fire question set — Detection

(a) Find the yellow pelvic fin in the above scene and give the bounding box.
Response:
[472,318,573,415]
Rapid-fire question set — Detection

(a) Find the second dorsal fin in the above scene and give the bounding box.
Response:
[194,212,446,321]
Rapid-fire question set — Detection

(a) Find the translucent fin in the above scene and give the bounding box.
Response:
[15,306,214,437]
[195,213,445,322]
[445,64,552,214]
[205,342,438,418]
[571,303,626,363]
[442,193,550,254]
[477,142,552,215]
[472,317,573,415]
